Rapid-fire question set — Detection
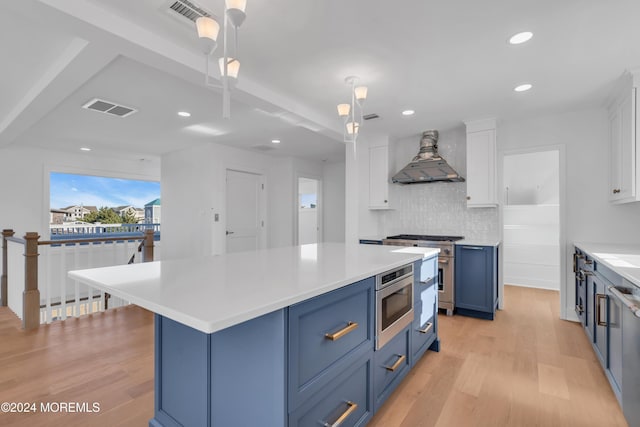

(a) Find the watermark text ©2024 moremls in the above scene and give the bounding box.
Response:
[1,401,100,413]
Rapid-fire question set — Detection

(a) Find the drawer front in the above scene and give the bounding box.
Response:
[289,356,372,427]
[373,326,410,410]
[415,279,437,317]
[417,256,437,285]
[412,302,436,361]
[288,277,374,409]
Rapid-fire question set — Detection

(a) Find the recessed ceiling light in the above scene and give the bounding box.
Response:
[177,111,191,117]
[509,31,533,45]
[402,110,415,116]
[271,139,281,144]
[80,147,91,151]
[514,83,533,92]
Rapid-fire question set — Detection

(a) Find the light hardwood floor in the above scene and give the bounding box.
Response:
[0,285,628,426]
[368,285,628,427]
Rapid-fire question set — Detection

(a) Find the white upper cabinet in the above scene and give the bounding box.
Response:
[465,119,498,207]
[608,71,638,204]
[369,144,391,209]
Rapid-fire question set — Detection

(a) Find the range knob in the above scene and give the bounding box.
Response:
[444,248,450,255]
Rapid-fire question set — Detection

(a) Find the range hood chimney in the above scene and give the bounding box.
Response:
[391,130,464,184]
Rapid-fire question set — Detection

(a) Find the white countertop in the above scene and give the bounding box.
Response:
[456,239,501,247]
[68,243,427,334]
[389,247,440,258]
[574,242,640,288]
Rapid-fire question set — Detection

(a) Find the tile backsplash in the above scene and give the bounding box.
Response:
[380,180,499,240]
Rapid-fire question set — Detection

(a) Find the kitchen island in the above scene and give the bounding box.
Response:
[69,243,438,427]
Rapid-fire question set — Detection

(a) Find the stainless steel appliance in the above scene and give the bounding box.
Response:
[382,234,464,316]
[608,282,640,427]
[375,264,414,350]
[391,130,465,184]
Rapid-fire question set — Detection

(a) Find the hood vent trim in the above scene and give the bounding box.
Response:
[392,130,465,184]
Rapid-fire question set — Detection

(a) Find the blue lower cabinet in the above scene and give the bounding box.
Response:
[150,310,287,427]
[454,244,498,320]
[288,277,374,410]
[412,304,436,362]
[289,355,373,427]
[373,326,411,411]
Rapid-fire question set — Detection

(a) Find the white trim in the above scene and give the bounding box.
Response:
[295,174,323,245]
[498,144,567,319]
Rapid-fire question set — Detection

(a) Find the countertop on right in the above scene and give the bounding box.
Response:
[456,239,501,247]
[574,242,640,288]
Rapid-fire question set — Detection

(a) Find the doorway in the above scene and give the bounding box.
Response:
[297,177,321,245]
[225,169,265,253]
[502,149,561,291]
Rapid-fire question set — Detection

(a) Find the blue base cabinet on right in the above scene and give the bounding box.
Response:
[454,245,498,320]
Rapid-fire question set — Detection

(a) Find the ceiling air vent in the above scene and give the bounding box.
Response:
[82,98,138,118]
[363,113,380,121]
[166,0,211,23]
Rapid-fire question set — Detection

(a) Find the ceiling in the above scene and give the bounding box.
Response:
[2,0,640,163]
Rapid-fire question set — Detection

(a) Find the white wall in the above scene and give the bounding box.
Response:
[323,161,345,242]
[498,108,640,318]
[0,145,160,237]
[161,143,331,260]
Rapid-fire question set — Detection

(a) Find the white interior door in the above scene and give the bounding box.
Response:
[226,169,263,253]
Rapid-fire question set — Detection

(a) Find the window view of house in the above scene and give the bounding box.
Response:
[49,172,160,238]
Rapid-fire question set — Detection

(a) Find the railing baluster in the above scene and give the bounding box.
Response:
[44,246,52,324]
[74,244,80,317]
[60,244,67,321]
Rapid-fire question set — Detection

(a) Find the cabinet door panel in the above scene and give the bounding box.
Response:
[467,130,497,206]
[455,246,493,312]
[369,145,390,209]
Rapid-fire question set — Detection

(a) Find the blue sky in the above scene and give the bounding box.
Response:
[50,172,160,209]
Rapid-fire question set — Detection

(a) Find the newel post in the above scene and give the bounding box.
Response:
[23,232,40,330]
[143,229,154,262]
[1,229,14,307]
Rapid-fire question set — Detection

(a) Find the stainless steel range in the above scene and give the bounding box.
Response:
[382,234,464,316]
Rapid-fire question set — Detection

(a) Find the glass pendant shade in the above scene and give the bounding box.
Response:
[354,86,368,102]
[195,17,220,53]
[337,104,350,117]
[219,57,240,79]
[346,121,360,135]
[226,0,247,27]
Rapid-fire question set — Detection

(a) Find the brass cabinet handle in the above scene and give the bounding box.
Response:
[418,322,433,334]
[384,354,407,372]
[596,294,607,326]
[613,189,621,194]
[325,322,358,341]
[323,401,358,427]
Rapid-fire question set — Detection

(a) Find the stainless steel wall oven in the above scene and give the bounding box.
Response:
[375,264,414,349]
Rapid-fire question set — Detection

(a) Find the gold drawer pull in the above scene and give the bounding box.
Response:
[325,322,358,341]
[418,322,433,334]
[323,401,358,427]
[384,354,406,372]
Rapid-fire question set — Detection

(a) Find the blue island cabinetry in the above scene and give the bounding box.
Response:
[150,256,440,427]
